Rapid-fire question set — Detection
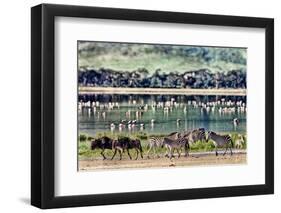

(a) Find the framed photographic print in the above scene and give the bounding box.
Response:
[31,3,274,209]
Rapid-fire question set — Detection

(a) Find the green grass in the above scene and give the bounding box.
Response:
[78,132,247,159]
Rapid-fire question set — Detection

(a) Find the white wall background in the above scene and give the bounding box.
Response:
[0,0,279,212]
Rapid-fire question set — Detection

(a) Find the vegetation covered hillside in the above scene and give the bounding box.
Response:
[78,42,247,89]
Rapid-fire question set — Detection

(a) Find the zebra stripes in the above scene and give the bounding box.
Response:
[183,128,207,145]
[146,137,165,158]
[146,130,234,158]
[163,137,189,159]
[147,132,179,158]
[206,131,233,156]
[149,137,164,147]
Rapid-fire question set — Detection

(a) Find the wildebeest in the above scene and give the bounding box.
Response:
[206,131,233,156]
[147,132,180,158]
[162,137,189,159]
[111,137,143,160]
[90,136,113,160]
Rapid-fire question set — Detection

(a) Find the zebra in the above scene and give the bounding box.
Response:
[182,128,206,146]
[146,132,180,158]
[206,131,233,156]
[162,137,189,159]
[234,134,245,149]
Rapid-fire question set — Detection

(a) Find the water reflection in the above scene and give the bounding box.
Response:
[78,94,246,136]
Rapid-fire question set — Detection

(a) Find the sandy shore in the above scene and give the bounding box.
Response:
[79,87,246,96]
[79,152,247,171]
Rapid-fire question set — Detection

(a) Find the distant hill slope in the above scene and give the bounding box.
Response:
[78,42,247,74]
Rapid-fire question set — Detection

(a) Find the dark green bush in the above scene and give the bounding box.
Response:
[79,134,87,142]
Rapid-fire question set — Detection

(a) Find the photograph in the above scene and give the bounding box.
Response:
[29,3,274,209]
[77,41,247,171]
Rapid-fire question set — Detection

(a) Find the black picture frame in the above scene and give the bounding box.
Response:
[31,3,274,209]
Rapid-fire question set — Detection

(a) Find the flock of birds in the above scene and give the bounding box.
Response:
[78,97,246,132]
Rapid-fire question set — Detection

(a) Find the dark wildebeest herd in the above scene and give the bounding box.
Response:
[91,136,143,160]
[89,128,235,160]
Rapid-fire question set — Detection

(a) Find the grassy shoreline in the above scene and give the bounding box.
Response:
[79,87,246,96]
[78,132,247,160]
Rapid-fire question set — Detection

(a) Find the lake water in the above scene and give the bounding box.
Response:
[78,94,246,136]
